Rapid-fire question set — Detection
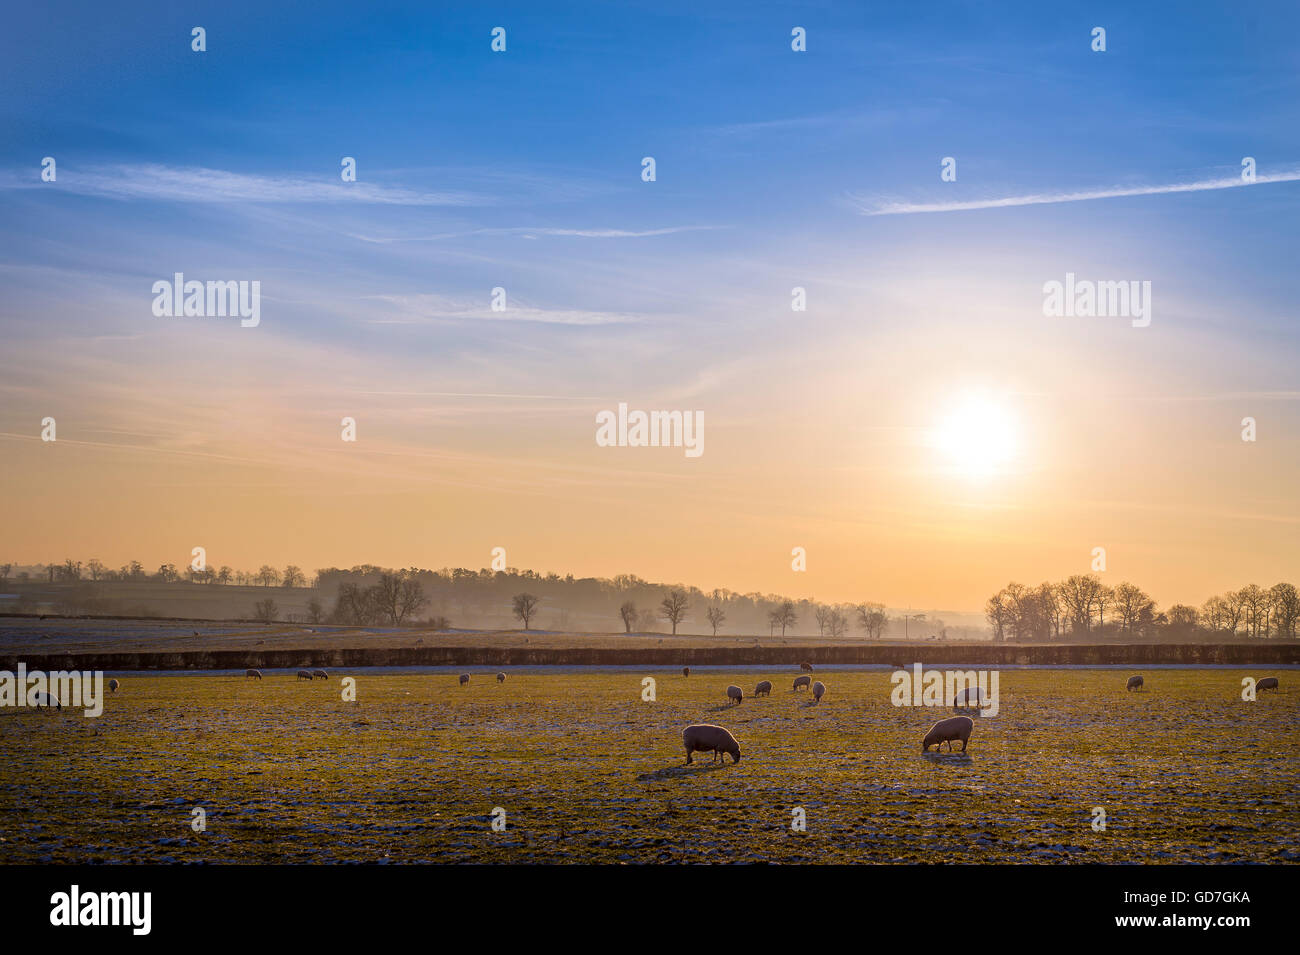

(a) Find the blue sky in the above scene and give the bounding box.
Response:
[1,1,1298,610]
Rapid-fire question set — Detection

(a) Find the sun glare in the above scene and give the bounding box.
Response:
[932,394,1019,479]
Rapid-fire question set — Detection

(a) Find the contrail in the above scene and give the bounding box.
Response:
[854,168,1300,216]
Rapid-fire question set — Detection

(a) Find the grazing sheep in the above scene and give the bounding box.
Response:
[296,669,312,681]
[497,672,506,684]
[108,678,120,693]
[1257,677,1280,692]
[246,668,263,680]
[1126,675,1144,692]
[683,724,741,764]
[311,669,328,680]
[793,674,812,691]
[682,666,690,677]
[32,690,60,710]
[800,662,814,672]
[726,684,743,705]
[953,687,986,711]
[458,673,470,686]
[923,716,974,753]
[755,680,772,697]
[812,680,825,703]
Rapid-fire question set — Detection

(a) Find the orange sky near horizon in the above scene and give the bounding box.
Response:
[3,291,1296,616]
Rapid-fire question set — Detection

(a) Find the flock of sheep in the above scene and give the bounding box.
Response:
[243,663,1282,765]
[44,665,1278,768]
[690,667,1284,764]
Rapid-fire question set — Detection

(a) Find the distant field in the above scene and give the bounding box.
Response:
[0,669,1294,863]
[0,617,955,654]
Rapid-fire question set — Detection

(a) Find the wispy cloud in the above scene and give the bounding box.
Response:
[354,390,607,401]
[712,107,936,138]
[852,168,1300,216]
[366,294,643,326]
[349,225,726,244]
[1,164,489,206]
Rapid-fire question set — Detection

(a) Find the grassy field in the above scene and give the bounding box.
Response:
[0,617,965,654]
[0,669,1295,863]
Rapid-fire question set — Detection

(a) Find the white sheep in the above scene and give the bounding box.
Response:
[108,678,120,693]
[311,669,328,680]
[726,684,743,705]
[296,669,312,681]
[459,673,470,686]
[812,680,826,703]
[496,672,506,684]
[953,687,985,711]
[32,690,60,710]
[683,724,741,764]
[246,668,263,680]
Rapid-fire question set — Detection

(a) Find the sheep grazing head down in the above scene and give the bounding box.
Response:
[683,724,741,764]
[922,716,973,753]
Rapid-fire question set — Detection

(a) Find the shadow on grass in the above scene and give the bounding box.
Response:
[636,762,734,782]
[706,703,741,713]
[923,751,974,765]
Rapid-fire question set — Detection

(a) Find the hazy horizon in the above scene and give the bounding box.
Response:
[3,2,1298,613]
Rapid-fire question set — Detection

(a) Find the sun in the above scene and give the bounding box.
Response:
[931,394,1019,479]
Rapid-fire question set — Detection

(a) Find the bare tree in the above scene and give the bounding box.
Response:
[283,565,306,588]
[619,600,637,633]
[253,598,279,623]
[1095,583,1115,629]
[1058,574,1102,633]
[513,592,540,630]
[1112,582,1152,633]
[827,608,848,638]
[985,591,1010,642]
[660,590,689,636]
[1202,593,1240,635]
[86,559,105,581]
[1225,588,1249,635]
[1239,584,1270,638]
[375,572,428,625]
[772,600,796,637]
[333,582,375,625]
[813,605,830,637]
[1167,604,1199,630]
[706,605,725,636]
[306,598,324,624]
[857,601,888,640]
[258,565,281,587]
[1270,583,1299,640]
